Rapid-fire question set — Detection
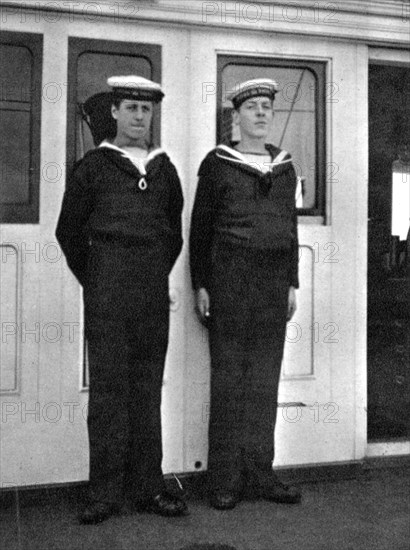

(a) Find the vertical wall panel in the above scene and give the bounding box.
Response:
[282,245,314,378]
[0,245,18,392]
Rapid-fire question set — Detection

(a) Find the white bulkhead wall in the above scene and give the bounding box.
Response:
[0,0,407,487]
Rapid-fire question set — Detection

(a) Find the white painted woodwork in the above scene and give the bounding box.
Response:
[0,1,408,488]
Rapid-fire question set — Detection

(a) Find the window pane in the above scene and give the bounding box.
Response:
[0,45,32,102]
[0,111,31,203]
[220,62,319,210]
[0,44,33,208]
[77,52,151,101]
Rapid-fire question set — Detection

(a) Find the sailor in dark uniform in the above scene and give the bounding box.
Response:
[189,78,302,510]
[56,76,186,523]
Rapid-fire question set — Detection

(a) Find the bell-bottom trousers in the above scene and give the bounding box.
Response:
[83,239,170,505]
[208,242,290,490]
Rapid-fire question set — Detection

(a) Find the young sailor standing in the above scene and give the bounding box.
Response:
[56,76,186,523]
[189,78,301,510]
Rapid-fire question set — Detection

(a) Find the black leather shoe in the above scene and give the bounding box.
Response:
[136,492,188,517]
[259,480,302,504]
[210,489,239,510]
[78,501,119,524]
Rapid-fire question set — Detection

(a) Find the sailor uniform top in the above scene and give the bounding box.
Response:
[189,143,299,290]
[56,144,183,285]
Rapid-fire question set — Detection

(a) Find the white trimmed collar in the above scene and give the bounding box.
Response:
[215,144,291,173]
[99,141,165,174]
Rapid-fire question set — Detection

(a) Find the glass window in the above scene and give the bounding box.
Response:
[0,33,42,223]
[217,56,326,216]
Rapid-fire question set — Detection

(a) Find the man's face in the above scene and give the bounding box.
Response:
[111,99,153,144]
[232,96,274,140]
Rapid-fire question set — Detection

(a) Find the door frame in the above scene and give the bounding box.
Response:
[366,46,410,458]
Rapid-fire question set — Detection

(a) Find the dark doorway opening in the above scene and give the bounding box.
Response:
[367,63,410,441]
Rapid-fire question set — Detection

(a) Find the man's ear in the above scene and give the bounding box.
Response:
[111,105,118,120]
[232,109,240,126]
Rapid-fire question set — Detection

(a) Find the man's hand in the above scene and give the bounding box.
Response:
[195,287,211,325]
[287,286,297,321]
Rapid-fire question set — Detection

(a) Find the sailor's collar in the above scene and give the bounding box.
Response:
[99,141,165,175]
[215,143,291,174]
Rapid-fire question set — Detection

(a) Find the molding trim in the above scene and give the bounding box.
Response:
[366,440,410,458]
[0,243,20,395]
[0,1,408,46]
[1,454,409,499]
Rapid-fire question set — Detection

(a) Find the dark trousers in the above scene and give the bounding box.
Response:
[84,239,170,505]
[208,243,290,490]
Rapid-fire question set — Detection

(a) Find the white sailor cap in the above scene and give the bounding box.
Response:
[228,78,278,109]
[107,75,164,103]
